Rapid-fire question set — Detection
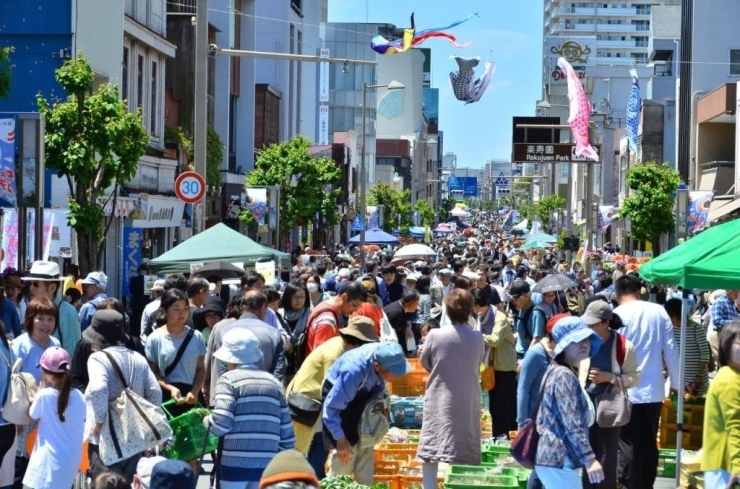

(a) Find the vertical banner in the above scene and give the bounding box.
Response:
[0,118,18,207]
[318,106,329,145]
[598,206,615,233]
[319,48,330,103]
[367,205,379,230]
[688,191,713,236]
[268,187,279,231]
[122,226,143,298]
[242,188,268,227]
[0,209,72,269]
[1,210,19,269]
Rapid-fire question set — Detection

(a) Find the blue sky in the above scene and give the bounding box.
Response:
[327,0,544,169]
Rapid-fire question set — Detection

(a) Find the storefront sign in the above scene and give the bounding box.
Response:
[122,226,142,297]
[130,194,185,228]
[545,37,595,85]
[0,118,17,207]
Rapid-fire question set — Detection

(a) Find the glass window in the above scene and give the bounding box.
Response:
[137,54,144,109]
[122,47,129,103]
[150,60,158,135]
[730,50,740,75]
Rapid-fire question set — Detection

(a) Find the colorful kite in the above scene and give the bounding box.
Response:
[370,13,478,56]
[625,69,641,151]
[557,57,599,161]
[449,56,496,104]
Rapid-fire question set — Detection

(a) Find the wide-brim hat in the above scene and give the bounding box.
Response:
[21,261,62,282]
[552,316,602,357]
[340,316,379,343]
[214,328,263,365]
[83,310,126,347]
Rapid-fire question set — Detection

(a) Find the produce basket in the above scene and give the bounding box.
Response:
[161,399,219,461]
[657,449,677,478]
[444,473,518,489]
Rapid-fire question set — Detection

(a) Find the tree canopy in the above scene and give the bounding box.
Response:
[242,135,341,246]
[620,161,681,255]
[0,47,11,99]
[37,55,149,272]
[536,194,566,233]
[368,182,413,235]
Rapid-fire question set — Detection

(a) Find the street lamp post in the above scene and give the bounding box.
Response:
[359,80,404,267]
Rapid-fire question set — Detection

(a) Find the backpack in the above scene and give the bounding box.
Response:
[519,305,549,343]
[294,302,342,368]
[0,354,38,426]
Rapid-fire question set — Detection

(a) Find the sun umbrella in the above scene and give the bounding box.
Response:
[525,232,558,243]
[451,208,470,217]
[532,274,577,293]
[520,240,551,250]
[392,244,437,262]
[195,261,246,280]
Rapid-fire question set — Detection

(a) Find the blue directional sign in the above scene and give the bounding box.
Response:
[351,214,366,231]
[495,172,509,187]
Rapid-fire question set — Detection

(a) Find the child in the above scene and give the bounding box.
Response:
[22,347,86,489]
[417,318,441,356]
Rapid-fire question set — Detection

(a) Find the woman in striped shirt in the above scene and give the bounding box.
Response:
[665,298,710,396]
[206,328,295,488]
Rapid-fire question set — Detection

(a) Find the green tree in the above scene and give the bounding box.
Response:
[536,194,566,233]
[438,196,457,222]
[242,135,341,247]
[414,199,435,228]
[206,126,224,192]
[37,56,149,272]
[620,162,681,256]
[0,47,12,99]
[368,182,413,234]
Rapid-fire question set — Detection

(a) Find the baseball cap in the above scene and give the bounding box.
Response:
[582,301,613,325]
[373,342,412,376]
[508,279,531,300]
[135,456,167,489]
[80,271,108,291]
[38,347,70,373]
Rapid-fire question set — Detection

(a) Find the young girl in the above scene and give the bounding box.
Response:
[23,347,86,489]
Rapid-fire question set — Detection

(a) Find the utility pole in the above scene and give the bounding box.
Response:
[193,0,208,233]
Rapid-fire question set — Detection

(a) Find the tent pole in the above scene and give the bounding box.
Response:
[675,289,689,487]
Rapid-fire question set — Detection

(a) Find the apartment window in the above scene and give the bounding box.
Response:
[730,49,740,75]
[150,61,158,135]
[122,47,129,102]
[561,164,570,179]
[137,54,144,109]
[291,0,304,17]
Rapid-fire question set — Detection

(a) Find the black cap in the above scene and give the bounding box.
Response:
[508,279,531,300]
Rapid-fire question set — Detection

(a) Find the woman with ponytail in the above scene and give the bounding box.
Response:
[22,347,85,489]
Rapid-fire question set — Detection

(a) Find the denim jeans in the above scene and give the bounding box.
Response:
[307,432,328,480]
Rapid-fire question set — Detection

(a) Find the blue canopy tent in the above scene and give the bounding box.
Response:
[409,226,426,238]
[347,228,401,246]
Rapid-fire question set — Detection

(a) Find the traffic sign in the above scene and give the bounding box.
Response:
[495,172,509,187]
[512,143,602,163]
[351,214,366,232]
[175,171,206,204]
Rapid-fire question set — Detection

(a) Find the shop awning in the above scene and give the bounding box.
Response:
[707,197,740,223]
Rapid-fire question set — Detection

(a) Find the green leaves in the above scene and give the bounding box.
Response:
[536,195,566,233]
[368,182,414,234]
[620,162,681,253]
[206,126,224,190]
[243,135,341,241]
[0,46,12,100]
[414,199,436,228]
[37,55,149,270]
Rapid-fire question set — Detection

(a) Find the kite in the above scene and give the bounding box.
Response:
[449,56,496,104]
[557,57,599,161]
[625,69,641,151]
[370,13,478,56]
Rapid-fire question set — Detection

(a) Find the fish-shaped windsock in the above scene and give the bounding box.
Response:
[557,57,599,161]
[626,69,641,151]
[449,56,496,104]
[371,13,478,55]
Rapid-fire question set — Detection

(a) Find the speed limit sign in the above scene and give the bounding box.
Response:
[175,171,206,204]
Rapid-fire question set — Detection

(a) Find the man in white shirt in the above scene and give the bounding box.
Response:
[613,274,679,489]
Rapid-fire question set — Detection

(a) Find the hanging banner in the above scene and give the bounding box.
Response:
[688,191,713,236]
[0,118,18,207]
[121,226,143,298]
[318,105,329,145]
[242,188,268,227]
[598,206,615,233]
[255,260,276,286]
[319,48,330,103]
[0,209,73,269]
[130,194,185,228]
[367,206,379,230]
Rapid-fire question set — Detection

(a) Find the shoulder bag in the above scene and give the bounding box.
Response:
[164,329,194,377]
[595,374,632,428]
[98,351,173,466]
[379,310,399,343]
[287,391,323,426]
[510,366,555,469]
[0,350,38,426]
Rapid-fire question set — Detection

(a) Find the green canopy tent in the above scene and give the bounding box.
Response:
[519,239,550,250]
[638,217,740,484]
[149,223,290,274]
[639,218,740,290]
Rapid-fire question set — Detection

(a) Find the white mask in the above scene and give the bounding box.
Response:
[307,283,319,294]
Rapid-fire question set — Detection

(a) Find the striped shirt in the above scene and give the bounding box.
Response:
[210,365,295,482]
[672,320,710,396]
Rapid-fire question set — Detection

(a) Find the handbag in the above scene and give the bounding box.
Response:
[0,350,38,426]
[480,348,495,391]
[379,311,399,343]
[287,391,323,426]
[99,351,173,466]
[595,375,633,428]
[510,367,554,470]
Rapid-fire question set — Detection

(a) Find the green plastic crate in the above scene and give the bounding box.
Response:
[450,466,519,478]
[445,473,518,489]
[657,449,677,478]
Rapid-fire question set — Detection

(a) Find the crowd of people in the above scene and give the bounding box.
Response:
[0,217,739,488]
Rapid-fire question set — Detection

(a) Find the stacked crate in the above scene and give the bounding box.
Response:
[659,398,705,450]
